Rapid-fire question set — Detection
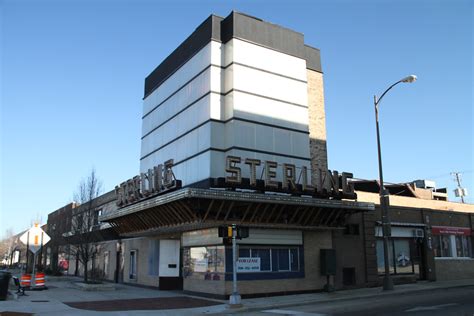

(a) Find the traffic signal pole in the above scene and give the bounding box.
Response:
[229,223,241,306]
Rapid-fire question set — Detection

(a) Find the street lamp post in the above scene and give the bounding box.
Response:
[374,75,417,291]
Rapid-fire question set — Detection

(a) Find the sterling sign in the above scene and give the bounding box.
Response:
[115,159,181,207]
[223,155,356,199]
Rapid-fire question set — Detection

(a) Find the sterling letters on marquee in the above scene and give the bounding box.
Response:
[115,159,180,207]
[224,155,356,199]
[115,156,357,207]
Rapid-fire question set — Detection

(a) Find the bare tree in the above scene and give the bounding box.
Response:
[70,169,102,283]
[0,228,15,267]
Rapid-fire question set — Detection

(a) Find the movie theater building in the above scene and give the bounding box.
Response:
[98,11,376,297]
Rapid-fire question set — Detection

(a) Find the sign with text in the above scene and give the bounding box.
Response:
[115,159,181,208]
[431,226,472,236]
[223,155,356,199]
[237,257,260,272]
[193,258,208,272]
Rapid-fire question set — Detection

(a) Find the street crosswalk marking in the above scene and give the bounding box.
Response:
[405,303,459,312]
[262,309,327,316]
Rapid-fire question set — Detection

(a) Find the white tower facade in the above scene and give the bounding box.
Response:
[140,12,324,187]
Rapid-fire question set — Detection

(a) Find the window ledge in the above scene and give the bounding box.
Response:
[434,257,474,260]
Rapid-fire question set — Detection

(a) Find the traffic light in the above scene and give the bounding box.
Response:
[218,226,233,237]
[218,225,249,239]
[237,226,249,239]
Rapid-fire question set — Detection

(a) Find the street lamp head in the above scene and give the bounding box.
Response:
[401,75,417,83]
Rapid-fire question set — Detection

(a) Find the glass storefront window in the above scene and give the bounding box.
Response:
[277,249,290,271]
[250,248,271,271]
[394,239,413,274]
[433,235,441,257]
[433,235,472,258]
[440,235,452,257]
[239,248,250,257]
[376,239,394,274]
[183,246,225,280]
[238,247,300,272]
[456,236,472,258]
[290,248,299,271]
[377,238,423,275]
[455,236,463,257]
[463,236,472,257]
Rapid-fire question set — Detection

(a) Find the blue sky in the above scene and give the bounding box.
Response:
[1,0,472,237]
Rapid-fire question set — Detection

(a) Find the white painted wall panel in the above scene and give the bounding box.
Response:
[209,151,227,180]
[223,38,233,68]
[210,41,224,67]
[223,63,234,96]
[209,93,224,120]
[197,123,212,150]
[255,124,273,153]
[143,42,212,115]
[210,121,226,149]
[230,39,307,81]
[159,240,180,277]
[142,67,212,136]
[223,91,234,119]
[209,120,310,158]
[140,123,211,174]
[231,64,308,106]
[230,91,309,131]
[141,94,212,157]
[209,65,224,94]
[274,129,292,154]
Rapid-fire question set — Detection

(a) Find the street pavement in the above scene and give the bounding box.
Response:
[1,272,473,315]
[230,286,474,315]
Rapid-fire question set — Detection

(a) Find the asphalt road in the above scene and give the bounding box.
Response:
[236,286,474,316]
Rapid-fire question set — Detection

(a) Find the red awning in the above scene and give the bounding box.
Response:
[431,226,472,236]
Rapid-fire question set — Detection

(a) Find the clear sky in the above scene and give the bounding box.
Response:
[1,0,472,237]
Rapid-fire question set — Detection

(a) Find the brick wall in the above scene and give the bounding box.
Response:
[435,259,474,280]
[333,212,371,288]
[307,69,328,180]
[122,237,160,287]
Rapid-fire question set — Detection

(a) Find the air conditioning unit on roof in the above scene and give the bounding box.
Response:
[413,180,436,189]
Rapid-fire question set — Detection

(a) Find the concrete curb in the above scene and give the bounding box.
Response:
[218,282,474,314]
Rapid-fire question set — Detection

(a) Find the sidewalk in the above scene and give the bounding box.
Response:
[1,275,473,315]
[0,275,228,315]
[219,278,474,314]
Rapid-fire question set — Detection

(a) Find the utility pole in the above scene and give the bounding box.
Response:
[451,172,467,203]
